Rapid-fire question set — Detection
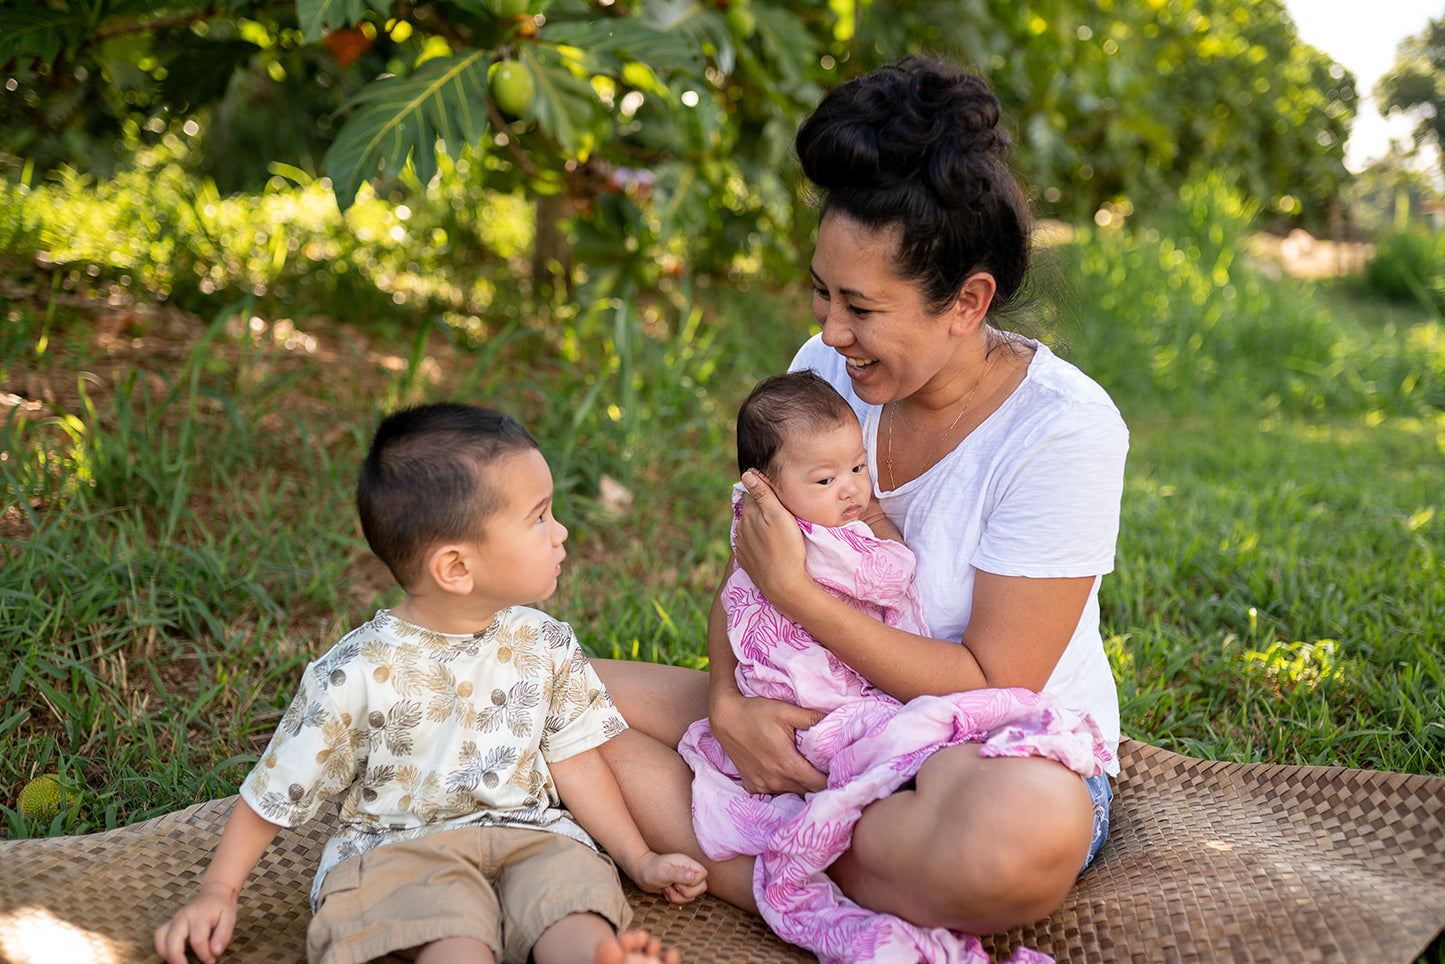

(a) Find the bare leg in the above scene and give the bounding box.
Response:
[413,937,496,963]
[591,659,708,747]
[599,726,758,911]
[591,659,755,909]
[530,912,618,964]
[827,743,1093,934]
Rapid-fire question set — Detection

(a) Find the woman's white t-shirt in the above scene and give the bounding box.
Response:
[791,334,1128,774]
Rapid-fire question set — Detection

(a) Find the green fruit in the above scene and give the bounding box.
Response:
[18,774,72,819]
[484,0,528,19]
[726,4,756,38]
[489,61,535,118]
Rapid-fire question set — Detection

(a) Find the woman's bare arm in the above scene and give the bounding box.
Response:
[734,471,1093,701]
[707,565,827,795]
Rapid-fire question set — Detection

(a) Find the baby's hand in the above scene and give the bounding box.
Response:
[632,851,708,904]
[860,494,904,543]
[154,885,238,964]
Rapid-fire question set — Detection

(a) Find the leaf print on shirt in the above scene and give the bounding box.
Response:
[475,681,542,737]
[496,622,548,679]
[253,779,324,824]
[366,700,424,756]
[315,714,366,789]
[277,690,329,738]
[541,619,573,651]
[425,665,480,729]
[553,650,602,712]
[363,636,427,692]
[448,740,520,792]
[387,615,450,651]
[308,638,361,688]
[395,763,441,813]
[509,746,546,802]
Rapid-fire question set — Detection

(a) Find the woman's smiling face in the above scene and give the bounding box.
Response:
[809,211,956,407]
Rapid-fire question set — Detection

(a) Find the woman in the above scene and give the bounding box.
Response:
[595,54,1128,936]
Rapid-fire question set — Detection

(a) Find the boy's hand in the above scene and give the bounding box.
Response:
[154,884,238,964]
[629,851,708,904]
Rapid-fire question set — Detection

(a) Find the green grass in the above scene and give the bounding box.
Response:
[1,168,1442,957]
[1109,412,1443,772]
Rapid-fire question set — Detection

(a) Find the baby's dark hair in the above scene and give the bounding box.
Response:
[357,402,539,589]
[737,371,855,479]
[796,55,1033,319]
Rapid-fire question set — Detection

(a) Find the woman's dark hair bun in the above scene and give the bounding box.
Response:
[796,55,1032,316]
[799,55,1008,195]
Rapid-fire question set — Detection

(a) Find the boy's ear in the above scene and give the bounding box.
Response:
[424,543,477,596]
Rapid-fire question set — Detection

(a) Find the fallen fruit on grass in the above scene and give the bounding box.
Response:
[18,774,72,819]
[489,60,535,117]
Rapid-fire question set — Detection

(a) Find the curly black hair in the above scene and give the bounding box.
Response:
[796,55,1033,319]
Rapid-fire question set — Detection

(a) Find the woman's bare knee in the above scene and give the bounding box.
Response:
[834,747,1094,933]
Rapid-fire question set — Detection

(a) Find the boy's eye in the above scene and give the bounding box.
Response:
[817,476,834,486]
[851,463,866,474]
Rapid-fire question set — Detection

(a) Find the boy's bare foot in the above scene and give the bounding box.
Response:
[592,929,681,964]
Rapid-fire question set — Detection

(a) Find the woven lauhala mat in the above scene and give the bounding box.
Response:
[2,739,1443,963]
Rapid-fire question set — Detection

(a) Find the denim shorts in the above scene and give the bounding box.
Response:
[1080,772,1113,872]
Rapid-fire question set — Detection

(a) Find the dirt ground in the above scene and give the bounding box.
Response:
[1246,228,1374,280]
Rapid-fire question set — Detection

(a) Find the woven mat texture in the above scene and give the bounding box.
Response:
[2,739,1442,963]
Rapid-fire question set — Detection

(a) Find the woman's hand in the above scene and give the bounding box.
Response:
[710,688,827,795]
[734,470,814,615]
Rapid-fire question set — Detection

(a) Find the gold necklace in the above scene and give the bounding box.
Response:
[885,354,994,490]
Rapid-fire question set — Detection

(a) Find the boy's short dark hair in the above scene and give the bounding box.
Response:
[358,402,539,589]
[736,371,856,479]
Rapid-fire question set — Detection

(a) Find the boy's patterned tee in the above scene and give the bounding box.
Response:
[238,606,627,906]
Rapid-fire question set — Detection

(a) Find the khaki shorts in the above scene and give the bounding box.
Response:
[307,825,633,964]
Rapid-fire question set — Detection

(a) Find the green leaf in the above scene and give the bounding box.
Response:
[296,0,393,44]
[543,16,704,78]
[638,0,733,75]
[0,5,89,67]
[521,45,602,158]
[322,51,492,210]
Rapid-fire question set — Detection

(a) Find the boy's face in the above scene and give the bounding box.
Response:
[469,448,569,609]
[769,418,871,528]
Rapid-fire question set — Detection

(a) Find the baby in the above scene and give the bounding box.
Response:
[715,369,928,712]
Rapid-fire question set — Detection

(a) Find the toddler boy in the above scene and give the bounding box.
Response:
[155,402,705,964]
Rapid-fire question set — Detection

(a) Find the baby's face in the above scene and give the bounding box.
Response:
[770,418,871,528]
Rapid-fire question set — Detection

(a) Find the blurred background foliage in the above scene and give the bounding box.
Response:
[0,0,1402,290]
[1,0,1442,352]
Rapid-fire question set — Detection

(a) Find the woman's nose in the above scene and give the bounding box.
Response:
[819,309,852,347]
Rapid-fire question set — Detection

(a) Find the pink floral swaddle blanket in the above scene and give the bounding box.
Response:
[678,486,1111,964]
